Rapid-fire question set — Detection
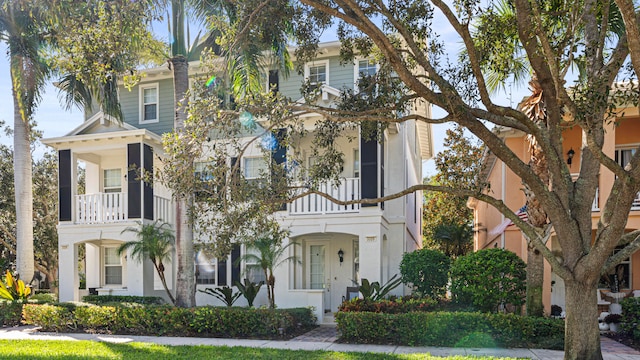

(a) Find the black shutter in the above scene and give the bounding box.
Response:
[380,136,384,210]
[217,258,227,286]
[58,150,72,221]
[360,134,378,207]
[268,70,279,94]
[127,143,141,219]
[271,129,287,211]
[231,244,241,285]
[143,144,154,220]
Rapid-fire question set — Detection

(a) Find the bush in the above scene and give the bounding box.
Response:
[22,303,316,338]
[0,301,23,326]
[621,297,640,337]
[335,311,564,349]
[82,295,164,305]
[29,293,57,303]
[450,248,526,312]
[339,296,436,314]
[400,249,450,299]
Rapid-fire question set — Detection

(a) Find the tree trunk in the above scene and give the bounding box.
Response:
[156,263,176,305]
[563,279,602,360]
[11,57,35,284]
[172,55,196,308]
[526,246,544,316]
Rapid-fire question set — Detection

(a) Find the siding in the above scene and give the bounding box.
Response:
[279,56,356,100]
[121,78,175,136]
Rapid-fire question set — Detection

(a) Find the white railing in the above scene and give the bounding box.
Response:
[76,193,127,224]
[289,178,361,215]
[154,196,173,222]
[593,188,599,211]
[632,192,640,210]
[75,193,173,224]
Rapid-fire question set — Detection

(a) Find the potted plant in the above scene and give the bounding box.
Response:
[604,313,623,332]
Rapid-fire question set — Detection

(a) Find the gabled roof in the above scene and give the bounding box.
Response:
[65,111,139,136]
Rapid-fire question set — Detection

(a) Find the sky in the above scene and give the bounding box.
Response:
[0,10,531,178]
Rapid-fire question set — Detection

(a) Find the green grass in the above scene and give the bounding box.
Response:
[0,340,523,359]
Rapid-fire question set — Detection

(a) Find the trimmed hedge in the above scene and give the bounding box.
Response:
[0,301,23,327]
[22,303,316,338]
[339,297,437,314]
[82,295,164,305]
[621,297,640,338]
[335,311,564,349]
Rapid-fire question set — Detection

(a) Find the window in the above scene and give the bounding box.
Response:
[195,251,216,285]
[244,246,266,284]
[140,84,159,123]
[353,149,360,178]
[354,59,378,90]
[104,247,122,285]
[615,148,637,168]
[244,157,268,180]
[103,169,122,193]
[305,60,329,89]
[599,246,631,291]
[268,70,279,94]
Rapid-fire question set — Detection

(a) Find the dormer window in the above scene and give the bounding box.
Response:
[305,60,329,90]
[140,83,159,123]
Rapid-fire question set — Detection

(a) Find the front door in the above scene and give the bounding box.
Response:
[308,243,331,313]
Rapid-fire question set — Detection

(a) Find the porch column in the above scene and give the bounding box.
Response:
[358,233,382,284]
[58,242,79,302]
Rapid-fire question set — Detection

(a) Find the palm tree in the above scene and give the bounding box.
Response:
[0,0,51,285]
[237,236,299,308]
[119,221,176,305]
[432,222,474,259]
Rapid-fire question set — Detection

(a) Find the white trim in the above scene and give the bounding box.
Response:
[353,58,379,90]
[304,59,330,87]
[139,83,159,124]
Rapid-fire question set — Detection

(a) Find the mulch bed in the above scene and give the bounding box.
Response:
[604,332,640,351]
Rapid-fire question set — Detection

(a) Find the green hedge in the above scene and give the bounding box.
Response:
[82,295,164,305]
[621,297,640,338]
[335,311,564,349]
[0,301,23,327]
[22,303,316,338]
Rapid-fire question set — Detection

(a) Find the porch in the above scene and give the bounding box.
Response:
[74,192,172,224]
[288,178,361,215]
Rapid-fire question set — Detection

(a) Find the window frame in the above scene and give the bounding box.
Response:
[353,58,379,91]
[243,157,268,180]
[103,246,123,286]
[304,60,330,87]
[139,83,159,124]
[103,168,122,193]
[615,146,638,168]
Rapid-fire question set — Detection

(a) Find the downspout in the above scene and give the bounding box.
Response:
[501,161,506,249]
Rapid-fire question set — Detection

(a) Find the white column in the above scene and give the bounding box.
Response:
[58,242,79,302]
[358,232,382,284]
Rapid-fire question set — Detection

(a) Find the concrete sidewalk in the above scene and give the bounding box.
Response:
[1,325,639,359]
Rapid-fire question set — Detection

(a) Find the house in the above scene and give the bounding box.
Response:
[42,41,433,323]
[467,104,640,314]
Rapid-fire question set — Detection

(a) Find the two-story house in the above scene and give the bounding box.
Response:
[468,103,640,314]
[43,41,433,323]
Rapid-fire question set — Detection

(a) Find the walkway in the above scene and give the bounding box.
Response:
[1,325,639,359]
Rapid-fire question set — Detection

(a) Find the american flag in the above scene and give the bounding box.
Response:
[487,204,529,238]
[507,205,529,227]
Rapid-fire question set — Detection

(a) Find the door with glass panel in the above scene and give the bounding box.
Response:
[308,243,330,313]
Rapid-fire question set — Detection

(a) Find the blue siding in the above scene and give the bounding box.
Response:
[120,78,175,136]
[279,56,355,100]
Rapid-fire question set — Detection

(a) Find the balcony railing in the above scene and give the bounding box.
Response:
[75,193,172,224]
[289,177,361,215]
[633,192,640,210]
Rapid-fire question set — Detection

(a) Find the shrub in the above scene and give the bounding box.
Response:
[335,311,564,349]
[29,293,57,303]
[22,303,316,338]
[82,295,164,305]
[198,286,241,307]
[450,248,526,312]
[358,275,402,301]
[400,249,450,298]
[338,296,436,314]
[621,297,640,337]
[22,304,75,332]
[0,301,23,326]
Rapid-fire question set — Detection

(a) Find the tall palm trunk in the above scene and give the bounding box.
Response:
[154,261,176,305]
[11,55,35,285]
[521,77,549,317]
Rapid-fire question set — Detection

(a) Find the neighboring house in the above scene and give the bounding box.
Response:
[468,104,640,314]
[43,41,433,323]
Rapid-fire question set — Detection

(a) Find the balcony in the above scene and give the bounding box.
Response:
[289,177,361,215]
[74,193,172,224]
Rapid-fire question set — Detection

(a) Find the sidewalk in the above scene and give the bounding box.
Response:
[1,325,639,359]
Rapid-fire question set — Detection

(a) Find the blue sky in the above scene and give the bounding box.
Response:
[0,13,529,178]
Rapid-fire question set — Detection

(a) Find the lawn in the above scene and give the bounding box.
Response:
[0,340,523,359]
